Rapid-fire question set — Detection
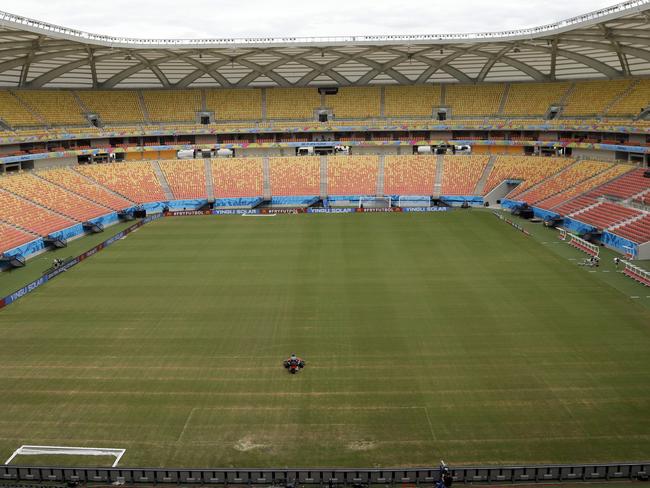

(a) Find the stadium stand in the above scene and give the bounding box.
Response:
[519,160,611,205]
[612,214,650,243]
[0,91,43,127]
[38,168,133,211]
[445,84,505,117]
[384,86,441,117]
[562,80,632,117]
[159,159,208,199]
[571,202,642,229]
[325,87,381,119]
[206,89,262,121]
[554,167,650,218]
[14,90,87,126]
[383,155,436,195]
[327,156,378,195]
[77,162,166,203]
[502,82,571,116]
[606,79,650,117]
[0,173,107,221]
[142,90,202,123]
[76,90,145,124]
[269,157,320,196]
[267,88,320,119]
[0,221,35,253]
[0,189,74,236]
[537,164,634,210]
[211,158,263,198]
[441,156,489,195]
[484,156,573,196]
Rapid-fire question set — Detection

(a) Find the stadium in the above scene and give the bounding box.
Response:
[0,0,649,485]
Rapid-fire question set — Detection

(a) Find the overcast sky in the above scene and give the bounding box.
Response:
[1,0,622,39]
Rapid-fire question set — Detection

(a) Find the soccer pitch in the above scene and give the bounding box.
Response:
[0,211,648,468]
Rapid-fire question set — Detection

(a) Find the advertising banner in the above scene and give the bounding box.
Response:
[402,207,450,212]
[212,209,261,215]
[165,210,212,217]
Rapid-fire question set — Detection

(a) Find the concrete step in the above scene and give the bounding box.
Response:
[204,158,215,200]
[474,155,495,195]
[71,167,137,205]
[433,155,444,197]
[320,155,328,199]
[377,154,385,196]
[151,160,175,200]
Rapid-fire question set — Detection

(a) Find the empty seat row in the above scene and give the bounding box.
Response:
[573,202,641,229]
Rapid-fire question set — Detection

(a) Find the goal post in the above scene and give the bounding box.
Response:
[5,445,126,467]
[358,196,392,208]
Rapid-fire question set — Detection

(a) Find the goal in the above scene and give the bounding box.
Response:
[5,445,126,467]
[358,196,392,208]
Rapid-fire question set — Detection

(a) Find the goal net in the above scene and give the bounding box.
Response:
[397,196,432,208]
[358,196,392,208]
[5,445,126,467]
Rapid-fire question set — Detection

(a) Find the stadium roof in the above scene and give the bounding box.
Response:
[1,0,650,89]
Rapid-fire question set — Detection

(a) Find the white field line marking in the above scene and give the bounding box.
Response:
[177,407,197,442]
[422,407,438,441]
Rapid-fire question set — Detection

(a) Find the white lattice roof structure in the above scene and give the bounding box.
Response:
[1,0,650,88]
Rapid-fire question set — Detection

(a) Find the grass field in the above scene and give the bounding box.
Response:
[0,211,648,468]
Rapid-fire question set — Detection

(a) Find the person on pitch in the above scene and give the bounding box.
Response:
[283,353,305,373]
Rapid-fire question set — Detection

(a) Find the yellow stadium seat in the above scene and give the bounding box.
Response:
[267,88,321,119]
[0,172,108,221]
[77,162,166,203]
[77,90,145,124]
[14,90,87,126]
[562,80,631,117]
[269,157,320,196]
[325,87,380,119]
[383,155,436,195]
[442,156,490,195]
[142,90,202,122]
[159,159,207,199]
[211,158,263,198]
[327,156,378,195]
[446,84,505,117]
[502,83,570,116]
[206,89,262,121]
[384,86,441,117]
[484,156,573,197]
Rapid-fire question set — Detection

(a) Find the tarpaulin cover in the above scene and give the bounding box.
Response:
[532,207,561,221]
[89,212,120,227]
[167,199,208,210]
[601,231,638,255]
[325,195,369,202]
[48,223,85,242]
[3,238,44,259]
[562,216,597,235]
[214,197,263,207]
[500,199,523,210]
[440,196,484,205]
[270,196,319,205]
